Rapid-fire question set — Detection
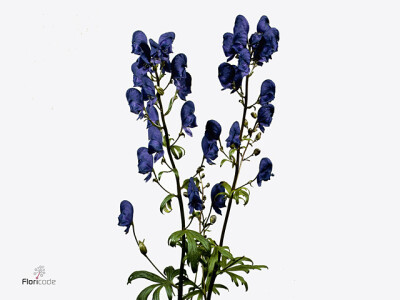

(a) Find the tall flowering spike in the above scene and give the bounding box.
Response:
[137,147,153,182]
[181,101,197,136]
[202,136,219,165]
[259,79,276,106]
[257,104,275,132]
[118,200,134,234]
[226,121,241,148]
[131,31,148,55]
[188,178,203,214]
[211,183,226,215]
[171,53,188,79]
[205,120,222,141]
[148,125,164,162]
[257,157,273,187]
[126,88,144,119]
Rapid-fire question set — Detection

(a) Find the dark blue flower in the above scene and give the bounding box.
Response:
[137,147,153,182]
[171,53,187,79]
[131,62,149,87]
[259,79,276,106]
[131,31,148,55]
[252,16,280,64]
[188,177,203,214]
[140,76,156,101]
[118,200,134,234]
[226,121,241,148]
[257,104,275,133]
[222,33,235,60]
[181,101,197,136]
[218,63,244,91]
[149,32,175,68]
[158,32,175,55]
[257,157,273,187]
[202,136,219,165]
[137,43,152,68]
[205,120,222,141]
[126,88,144,119]
[237,48,250,75]
[232,15,249,53]
[211,183,226,215]
[148,125,164,162]
[175,72,192,100]
[146,103,159,126]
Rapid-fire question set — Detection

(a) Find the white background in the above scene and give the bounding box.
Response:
[1,0,399,299]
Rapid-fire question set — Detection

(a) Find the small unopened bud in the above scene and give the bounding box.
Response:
[210,215,217,224]
[197,167,204,174]
[248,128,253,135]
[244,119,248,127]
[255,132,261,141]
[251,112,257,118]
[161,157,166,164]
[202,195,207,201]
[253,148,261,156]
[205,183,210,188]
[183,192,188,197]
[201,174,205,179]
[156,86,164,95]
[138,240,147,255]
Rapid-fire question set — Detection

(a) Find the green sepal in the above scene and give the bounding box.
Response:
[160,194,176,214]
[171,145,185,160]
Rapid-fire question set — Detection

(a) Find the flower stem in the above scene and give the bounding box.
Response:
[154,68,186,300]
[206,75,250,300]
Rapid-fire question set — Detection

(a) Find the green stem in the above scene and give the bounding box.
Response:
[154,67,187,300]
[206,75,250,300]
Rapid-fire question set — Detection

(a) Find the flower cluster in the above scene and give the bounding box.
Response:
[126,31,196,182]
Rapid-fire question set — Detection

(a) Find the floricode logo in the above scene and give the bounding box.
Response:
[22,266,56,285]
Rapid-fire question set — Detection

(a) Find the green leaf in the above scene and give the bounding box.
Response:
[152,286,163,300]
[226,271,249,291]
[158,170,172,180]
[165,95,177,116]
[220,181,232,196]
[227,264,268,274]
[171,145,186,160]
[220,158,230,167]
[207,247,219,277]
[160,194,175,214]
[137,284,159,300]
[127,270,165,285]
[172,168,179,178]
[183,290,202,300]
[212,283,229,295]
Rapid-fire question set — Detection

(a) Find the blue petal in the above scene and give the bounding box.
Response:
[259,79,276,106]
[257,16,270,33]
[131,31,148,55]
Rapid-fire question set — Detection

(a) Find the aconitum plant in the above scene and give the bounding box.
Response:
[119,14,280,300]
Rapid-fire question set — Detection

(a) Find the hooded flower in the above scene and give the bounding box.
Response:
[126,88,144,119]
[226,121,241,148]
[140,76,156,101]
[175,72,192,100]
[257,157,273,187]
[251,15,280,64]
[146,103,159,128]
[171,53,187,79]
[149,32,175,71]
[188,178,203,214]
[259,79,276,106]
[202,136,219,165]
[232,15,249,52]
[131,31,148,55]
[118,200,134,234]
[211,183,226,215]
[257,104,275,133]
[181,101,197,136]
[205,120,222,141]
[131,62,149,87]
[218,63,244,91]
[148,125,164,162]
[137,147,153,182]
[222,33,235,60]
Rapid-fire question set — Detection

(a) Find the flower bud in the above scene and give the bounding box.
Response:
[201,174,205,179]
[183,192,188,197]
[210,215,217,224]
[253,148,261,156]
[248,128,253,135]
[205,183,210,188]
[244,119,248,127]
[255,133,261,141]
[251,112,257,119]
[202,195,207,201]
[197,167,204,174]
[138,240,147,255]
[156,86,164,95]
